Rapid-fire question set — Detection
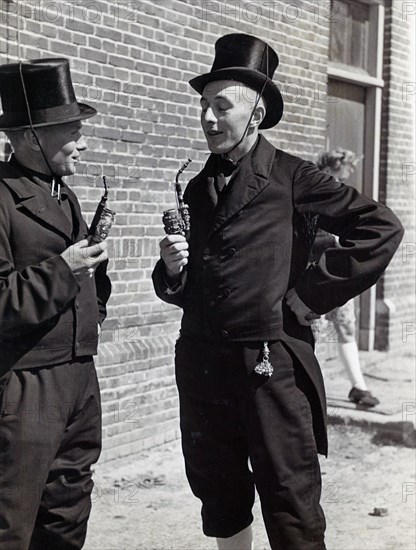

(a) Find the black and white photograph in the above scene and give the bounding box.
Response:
[0,1,415,549]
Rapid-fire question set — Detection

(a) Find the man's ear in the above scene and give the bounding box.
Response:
[23,128,42,151]
[250,104,266,128]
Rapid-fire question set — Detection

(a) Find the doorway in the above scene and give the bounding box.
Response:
[326,78,368,349]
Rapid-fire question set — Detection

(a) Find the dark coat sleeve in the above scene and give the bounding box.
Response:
[67,184,112,325]
[95,259,112,325]
[0,243,80,337]
[152,258,186,308]
[0,186,79,337]
[293,161,404,314]
[0,184,111,336]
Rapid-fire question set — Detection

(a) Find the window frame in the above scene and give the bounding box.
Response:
[327,0,385,351]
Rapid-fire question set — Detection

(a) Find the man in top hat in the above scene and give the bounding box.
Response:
[0,58,111,549]
[152,34,403,549]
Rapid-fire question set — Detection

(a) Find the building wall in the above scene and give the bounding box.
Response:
[0,0,412,463]
[378,0,415,352]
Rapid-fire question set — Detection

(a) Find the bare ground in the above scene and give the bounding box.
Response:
[84,424,415,550]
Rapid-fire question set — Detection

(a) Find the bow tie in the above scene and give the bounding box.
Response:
[214,156,239,194]
[217,156,238,176]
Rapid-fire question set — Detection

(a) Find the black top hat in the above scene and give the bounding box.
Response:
[189,34,284,129]
[0,58,97,131]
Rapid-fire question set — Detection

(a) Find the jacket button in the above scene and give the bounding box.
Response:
[221,330,229,338]
[223,288,231,297]
[228,248,237,257]
[75,302,80,310]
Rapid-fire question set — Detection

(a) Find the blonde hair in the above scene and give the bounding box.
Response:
[317,148,362,173]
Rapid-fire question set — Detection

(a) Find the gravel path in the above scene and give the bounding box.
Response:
[85,425,415,550]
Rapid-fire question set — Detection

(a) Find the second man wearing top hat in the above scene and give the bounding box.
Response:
[153,33,404,550]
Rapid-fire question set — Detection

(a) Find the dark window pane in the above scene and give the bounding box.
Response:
[350,3,369,69]
[330,0,369,70]
[330,0,350,64]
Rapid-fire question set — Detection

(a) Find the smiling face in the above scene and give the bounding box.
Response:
[200,80,265,159]
[36,121,87,176]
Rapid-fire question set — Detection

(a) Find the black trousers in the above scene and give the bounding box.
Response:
[0,358,101,550]
[175,335,326,550]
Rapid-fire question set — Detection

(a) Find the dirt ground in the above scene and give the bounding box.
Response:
[84,424,415,550]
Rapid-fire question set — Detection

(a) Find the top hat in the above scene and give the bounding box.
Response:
[0,58,97,131]
[189,34,284,129]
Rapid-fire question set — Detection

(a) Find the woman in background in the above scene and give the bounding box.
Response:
[311,148,380,408]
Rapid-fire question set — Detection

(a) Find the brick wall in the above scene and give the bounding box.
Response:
[0,0,412,464]
[378,0,415,352]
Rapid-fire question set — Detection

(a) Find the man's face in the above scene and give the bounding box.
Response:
[200,80,259,155]
[37,121,87,176]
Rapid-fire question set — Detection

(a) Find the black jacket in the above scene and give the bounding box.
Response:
[153,136,403,334]
[153,135,404,455]
[0,160,111,373]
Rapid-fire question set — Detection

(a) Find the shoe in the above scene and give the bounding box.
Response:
[348,387,380,408]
